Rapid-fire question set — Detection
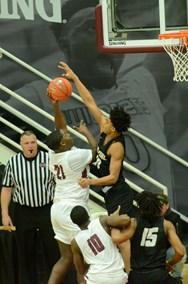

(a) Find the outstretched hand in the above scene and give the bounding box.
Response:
[58,61,78,81]
[73,120,88,136]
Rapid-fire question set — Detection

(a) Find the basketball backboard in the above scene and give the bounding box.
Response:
[96,0,188,53]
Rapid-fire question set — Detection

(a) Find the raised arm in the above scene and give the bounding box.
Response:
[58,61,105,128]
[74,120,97,162]
[47,92,68,133]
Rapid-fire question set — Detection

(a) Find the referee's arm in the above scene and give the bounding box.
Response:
[1,186,14,231]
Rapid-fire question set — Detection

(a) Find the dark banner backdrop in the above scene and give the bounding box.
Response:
[0,1,188,215]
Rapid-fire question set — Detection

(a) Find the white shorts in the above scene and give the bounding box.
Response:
[85,271,128,284]
[51,200,88,244]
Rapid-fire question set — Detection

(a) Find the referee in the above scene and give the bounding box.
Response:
[1,130,60,284]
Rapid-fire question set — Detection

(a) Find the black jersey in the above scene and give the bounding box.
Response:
[95,132,125,183]
[131,216,168,271]
[92,132,134,216]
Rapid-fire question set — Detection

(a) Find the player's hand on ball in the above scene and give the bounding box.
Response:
[47,77,72,102]
[46,90,58,105]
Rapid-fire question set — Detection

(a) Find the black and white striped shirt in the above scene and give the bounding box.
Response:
[2,151,56,207]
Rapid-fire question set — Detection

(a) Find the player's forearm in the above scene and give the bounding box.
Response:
[111,218,136,245]
[53,102,68,131]
[73,76,96,107]
[78,173,118,189]
[166,251,184,268]
[83,129,98,151]
[111,228,126,245]
[109,215,131,229]
[85,131,97,162]
[89,174,118,186]
[75,260,89,275]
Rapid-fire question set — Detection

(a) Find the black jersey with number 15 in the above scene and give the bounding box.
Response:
[131,217,169,270]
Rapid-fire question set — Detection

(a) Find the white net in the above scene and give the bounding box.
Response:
[160,37,188,82]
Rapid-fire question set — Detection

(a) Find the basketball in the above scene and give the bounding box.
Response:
[48,77,72,102]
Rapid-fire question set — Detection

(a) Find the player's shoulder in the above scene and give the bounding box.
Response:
[108,139,125,155]
[164,218,176,232]
[72,147,91,154]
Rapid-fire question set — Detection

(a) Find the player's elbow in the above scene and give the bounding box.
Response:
[110,175,119,184]
[112,234,124,245]
[179,247,186,259]
[176,246,185,261]
[113,238,122,245]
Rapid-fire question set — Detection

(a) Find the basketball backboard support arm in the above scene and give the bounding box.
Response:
[95,0,187,54]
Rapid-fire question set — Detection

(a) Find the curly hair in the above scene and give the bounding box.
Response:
[135,191,163,222]
[110,106,131,132]
[157,193,169,205]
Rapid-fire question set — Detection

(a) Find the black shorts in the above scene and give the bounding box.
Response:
[128,268,182,284]
[104,181,135,216]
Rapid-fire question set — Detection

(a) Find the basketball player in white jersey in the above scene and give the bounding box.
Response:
[46,97,97,284]
[70,205,129,284]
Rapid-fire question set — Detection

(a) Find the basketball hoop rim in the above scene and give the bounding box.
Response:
[158,30,188,41]
[158,30,188,82]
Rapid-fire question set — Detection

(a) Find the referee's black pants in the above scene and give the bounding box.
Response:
[14,202,60,284]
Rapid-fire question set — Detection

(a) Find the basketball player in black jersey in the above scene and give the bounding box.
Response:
[58,61,134,273]
[58,61,134,216]
[111,191,185,284]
